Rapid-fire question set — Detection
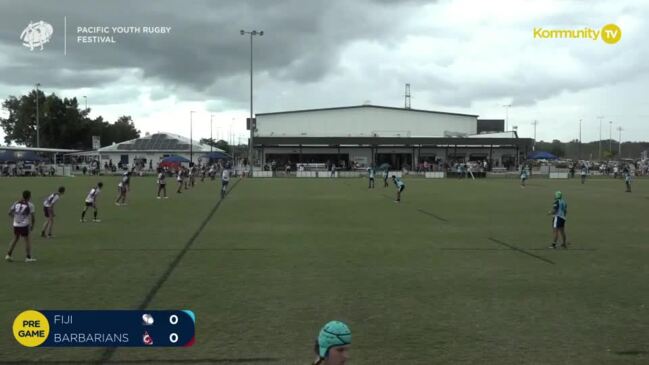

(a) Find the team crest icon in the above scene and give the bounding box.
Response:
[21,20,54,51]
[143,331,153,345]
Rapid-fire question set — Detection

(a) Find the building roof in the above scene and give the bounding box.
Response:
[0,146,81,153]
[254,136,533,149]
[96,132,223,153]
[468,131,518,139]
[256,104,479,118]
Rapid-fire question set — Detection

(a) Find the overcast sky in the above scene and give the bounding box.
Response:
[0,0,647,145]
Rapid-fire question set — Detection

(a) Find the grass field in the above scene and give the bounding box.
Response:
[0,175,648,364]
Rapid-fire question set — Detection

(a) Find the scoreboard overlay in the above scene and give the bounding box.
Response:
[13,310,195,347]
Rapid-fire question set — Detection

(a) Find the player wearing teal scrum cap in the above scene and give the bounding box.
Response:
[312,320,351,365]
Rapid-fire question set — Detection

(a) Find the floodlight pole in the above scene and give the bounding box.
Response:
[597,116,603,160]
[241,29,263,167]
[609,121,612,153]
[502,104,511,131]
[190,111,195,164]
[210,114,214,153]
[35,83,41,148]
[578,119,582,160]
[532,120,538,151]
[617,126,623,157]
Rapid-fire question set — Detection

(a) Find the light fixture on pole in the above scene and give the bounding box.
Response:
[241,29,263,166]
[83,95,87,110]
[35,83,41,147]
[502,104,511,131]
[190,111,195,164]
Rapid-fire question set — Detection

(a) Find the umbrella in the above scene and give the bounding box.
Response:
[378,163,391,170]
[202,151,233,160]
[527,151,558,160]
[161,155,190,163]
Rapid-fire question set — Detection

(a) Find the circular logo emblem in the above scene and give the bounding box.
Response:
[13,310,50,347]
[20,21,54,51]
[601,24,622,44]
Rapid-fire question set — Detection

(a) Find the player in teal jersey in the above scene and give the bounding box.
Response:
[367,167,375,188]
[624,167,632,192]
[548,191,568,248]
[580,165,588,184]
[312,320,351,365]
[392,175,405,202]
[520,167,528,187]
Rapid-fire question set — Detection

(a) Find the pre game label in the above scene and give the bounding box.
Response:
[13,310,195,347]
[13,310,50,347]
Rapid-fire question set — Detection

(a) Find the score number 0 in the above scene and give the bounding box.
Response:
[169,314,179,344]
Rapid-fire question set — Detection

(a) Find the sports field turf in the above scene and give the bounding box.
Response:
[0,175,648,364]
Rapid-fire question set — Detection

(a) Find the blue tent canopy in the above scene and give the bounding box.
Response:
[0,150,14,162]
[0,150,45,162]
[13,150,45,162]
[527,151,558,160]
[161,155,190,163]
[203,151,232,160]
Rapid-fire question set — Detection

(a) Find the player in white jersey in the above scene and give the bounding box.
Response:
[176,168,184,194]
[580,165,588,184]
[383,169,389,187]
[221,166,231,199]
[189,165,196,187]
[81,182,103,222]
[41,186,65,238]
[157,168,168,199]
[200,165,207,182]
[5,190,36,262]
[122,171,131,190]
[115,172,130,205]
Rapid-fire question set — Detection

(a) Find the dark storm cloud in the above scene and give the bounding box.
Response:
[0,0,424,95]
[1,0,647,115]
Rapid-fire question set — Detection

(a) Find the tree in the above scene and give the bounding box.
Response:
[549,139,565,158]
[104,116,139,145]
[603,149,617,159]
[1,90,139,149]
[199,138,217,148]
[0,90,44,146]
[199,138,230,151]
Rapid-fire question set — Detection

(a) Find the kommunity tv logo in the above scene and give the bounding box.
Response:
[533,23,621,44]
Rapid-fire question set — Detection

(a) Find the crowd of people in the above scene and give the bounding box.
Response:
[1,162,56,176]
